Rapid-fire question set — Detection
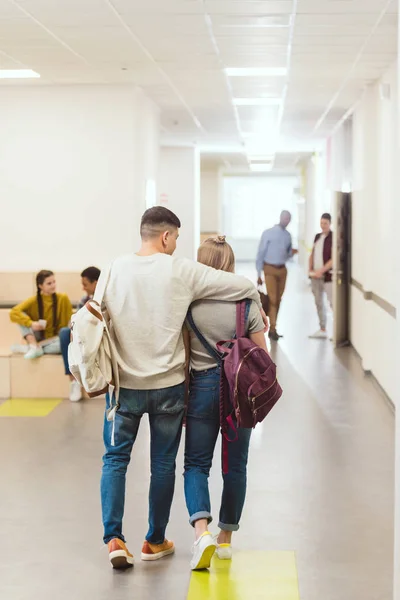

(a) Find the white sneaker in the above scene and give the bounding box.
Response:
[24,347,44,360]
[69,381,83,402]
[309,330,328,339]
[11,344,28,355]
[214,536,232,560]
[190,532,216,571]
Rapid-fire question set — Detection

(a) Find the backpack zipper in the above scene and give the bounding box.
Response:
[251,385,281,420]
[234,346,260,398]
[250,378,277,404]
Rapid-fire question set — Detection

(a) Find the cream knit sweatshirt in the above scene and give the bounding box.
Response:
[102,253,261,390]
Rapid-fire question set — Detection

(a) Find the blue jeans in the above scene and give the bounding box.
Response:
[101,384,185,545]
[58,327,71,375]
[184,368,252,532]
[19,326,61,354]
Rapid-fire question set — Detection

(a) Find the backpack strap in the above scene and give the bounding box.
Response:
[186,309,224,364]
[93,262,112,306]
[236,299,252,338]
[92,262,120,446]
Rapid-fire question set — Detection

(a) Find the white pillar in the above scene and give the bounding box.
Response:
[132,90,160,250]
[393,10,400,597]
[299,155,319,273]
[158,146,201,260]
[200,166,223,236]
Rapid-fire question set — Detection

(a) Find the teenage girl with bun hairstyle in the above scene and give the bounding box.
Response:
[183,236,269,570]
[10,270,72,360]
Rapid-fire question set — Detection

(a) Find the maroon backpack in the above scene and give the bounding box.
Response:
[187,300,282,473]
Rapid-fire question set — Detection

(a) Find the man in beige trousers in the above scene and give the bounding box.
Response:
[256,211,295,341]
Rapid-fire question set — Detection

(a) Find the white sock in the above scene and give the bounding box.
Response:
[29,344,38,350]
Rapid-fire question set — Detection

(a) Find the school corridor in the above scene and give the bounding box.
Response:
[0,264,394,600]
[0,1,399,597]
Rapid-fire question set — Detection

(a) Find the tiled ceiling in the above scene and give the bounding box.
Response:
[0,0,398,171]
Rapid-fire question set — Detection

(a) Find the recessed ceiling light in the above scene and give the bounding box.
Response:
[226,68,287,77]
[233,98,281,106]
[221,15,290,29]
[250,163,273,172]
[248,155,275,161]
[0,69,40,79]
[242,131,275,138]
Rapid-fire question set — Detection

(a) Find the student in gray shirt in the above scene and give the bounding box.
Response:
[183,236,268,571]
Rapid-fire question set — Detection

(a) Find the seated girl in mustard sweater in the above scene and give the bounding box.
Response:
[10,270,72,361]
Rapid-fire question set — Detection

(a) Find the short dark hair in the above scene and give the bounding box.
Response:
[140,207,181,240]
[321,213,331,222]
[81,266,101,282]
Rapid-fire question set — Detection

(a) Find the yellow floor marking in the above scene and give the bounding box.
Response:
[0,398,62,417]
[187,551,300,600]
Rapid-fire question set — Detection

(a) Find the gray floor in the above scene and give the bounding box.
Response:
[0,264,394,600]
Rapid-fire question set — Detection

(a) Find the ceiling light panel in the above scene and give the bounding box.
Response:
[220,56,289,71]
[215,14,291,29]
[225,67,288,76]
[297,0,396,14]
[91,0,205,16]
[230,78,286,101]
[248,155,276,162]
[237,105,279,123]
[216,30,290,46]
[204,1,294,16]
[0,69,40,79]
[120,14,209,35]
[250,163,273,172]
[233,97,282,106]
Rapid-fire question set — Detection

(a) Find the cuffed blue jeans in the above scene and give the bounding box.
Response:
[58,326,71,375]
[101,383,185,545]
[184,367,251,532]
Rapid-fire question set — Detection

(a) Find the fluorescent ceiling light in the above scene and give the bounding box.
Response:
[233,98,281,106]
[0,69,40,79]
[250,163,273,172]
[242,132,277,139]
[222,24,289,29]
[226,68,287,77]
[248,155,275,161]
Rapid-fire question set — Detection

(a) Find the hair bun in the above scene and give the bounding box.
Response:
[216,235,226,244]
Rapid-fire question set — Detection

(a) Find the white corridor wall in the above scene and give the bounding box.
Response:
[0,85,160,271]
[350,62,398,402]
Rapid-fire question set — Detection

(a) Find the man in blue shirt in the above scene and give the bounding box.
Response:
[256,211,294,341]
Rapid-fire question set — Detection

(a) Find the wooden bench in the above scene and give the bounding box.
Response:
[0,308,70,399]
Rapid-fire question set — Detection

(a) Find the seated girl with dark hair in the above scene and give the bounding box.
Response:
[10,269,72,359]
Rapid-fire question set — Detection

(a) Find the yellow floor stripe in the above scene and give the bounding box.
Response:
[187,551,300,600]
[0,398,62,417]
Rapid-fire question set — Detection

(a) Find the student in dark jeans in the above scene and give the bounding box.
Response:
[59,266,100,402]
[183,236,268,571]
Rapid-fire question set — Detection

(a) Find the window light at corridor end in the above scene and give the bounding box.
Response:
[0,69,40,79]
